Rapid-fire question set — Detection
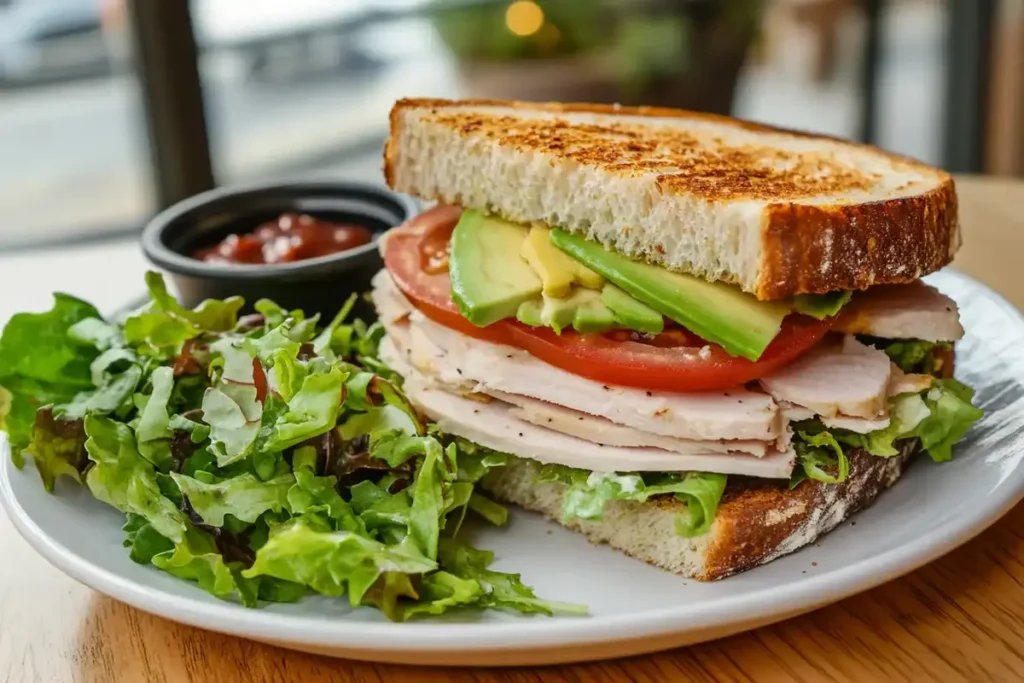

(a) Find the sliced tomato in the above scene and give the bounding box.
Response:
[383,206,836,391]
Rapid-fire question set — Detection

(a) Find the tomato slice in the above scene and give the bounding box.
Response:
[383,206,836,392]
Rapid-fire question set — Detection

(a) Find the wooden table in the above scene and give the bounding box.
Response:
[2,176,1023,683]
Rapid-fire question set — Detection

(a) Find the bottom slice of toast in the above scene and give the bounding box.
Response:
[481,441,918,581]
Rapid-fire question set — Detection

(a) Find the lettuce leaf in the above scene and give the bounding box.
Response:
[0,293,100,387]
[815,380,981,464]
[0,294,104,463]
[368,430,439,469]
[835,393,931,457]
[122,310,201,356]
[362,571,423,620]
[83,414,187,543]
[253,299,301,328]
[884,340,951,375]
[145,270,243,332]
[311,293,357,355]
[794,430,849,484]
[21,407,88,492]
[59,364,143,419]
[136,366,175,443]
[407,436,449,559]
[171,472,294,526]
[337,405,418,441]
[242,517,437,604]
[536,463,727,537]
[248,324,302,368]
[453,439,510,484]
[438,539,586,616]
[467,492,508,526]
[201,385,262,466]
[266,366,347,451]
[910,378,983,462]
[792,291,852,319]
[399,571,482,619]
[287,447,366,534]
[122,513,175,564]
[152,526,257,606]
[344,372,423,434]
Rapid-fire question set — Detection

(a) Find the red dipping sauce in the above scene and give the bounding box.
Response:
[194,213,374,264]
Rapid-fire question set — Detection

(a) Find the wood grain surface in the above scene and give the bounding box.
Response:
[2,176,1022,683]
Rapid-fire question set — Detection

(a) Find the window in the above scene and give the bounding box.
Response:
[0,0,989,255]
[193,0,460,184]
[0,0,151,249]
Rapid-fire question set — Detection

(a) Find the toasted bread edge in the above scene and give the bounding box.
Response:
[481,444,917,581]
[755,182,959,299]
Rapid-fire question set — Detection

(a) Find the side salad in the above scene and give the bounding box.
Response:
[0,272,583,620]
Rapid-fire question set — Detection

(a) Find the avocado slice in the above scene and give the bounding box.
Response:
[601,284,664,334]
[549,229,790,360]
[517,288,607,334]
[520,224,603,297]
[450,211,542,327]
[516,299,544,328]
[572,297,617,334]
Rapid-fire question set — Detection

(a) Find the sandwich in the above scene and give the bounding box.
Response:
[372,98,983,580]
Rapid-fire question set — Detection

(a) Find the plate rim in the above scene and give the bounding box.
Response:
[2,268,1023,656]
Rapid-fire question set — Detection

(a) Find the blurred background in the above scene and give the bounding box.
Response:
[0,0,1015,251]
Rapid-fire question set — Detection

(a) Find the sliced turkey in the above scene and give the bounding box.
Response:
[409,311,782,442]
[383,315,781,457]
[834,281,964,341]
[820,415,891,433]
[759,336,892,419]
[379,335,414,377]
[491,390,774,457]
[404,374,796,479]
[889,365,934,395]
[780,402,815,422]
[370,270,414,325]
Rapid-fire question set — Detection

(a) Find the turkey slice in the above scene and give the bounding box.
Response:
[834,281,964,341]
[759,336,892,419]
[404,375,796,479]
[384,322,780,457]
[492,390,774,457]
[409,312,782,442]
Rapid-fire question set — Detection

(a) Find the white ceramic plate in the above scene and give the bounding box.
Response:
[3,270,1024,667]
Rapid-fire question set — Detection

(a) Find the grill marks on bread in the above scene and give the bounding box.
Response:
[429,112,885,202]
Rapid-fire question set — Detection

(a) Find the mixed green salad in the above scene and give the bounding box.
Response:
[0,273,583,620]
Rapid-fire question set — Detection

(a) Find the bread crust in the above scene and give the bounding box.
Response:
[757,187,959,299]
[482,443,917,581]
[702,441,914,579]
[384,98,959,300]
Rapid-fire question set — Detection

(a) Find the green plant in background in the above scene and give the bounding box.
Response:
[611,13,691,96]
[432,0,606,62]
[431,0,762,93]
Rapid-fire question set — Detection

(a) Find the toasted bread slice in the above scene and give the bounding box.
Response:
[481,442,917,580]
[385,98,959,300]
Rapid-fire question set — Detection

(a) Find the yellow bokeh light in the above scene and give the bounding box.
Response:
[505,0,545,37]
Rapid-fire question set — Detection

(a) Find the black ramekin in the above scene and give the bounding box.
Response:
[140,180,419,321]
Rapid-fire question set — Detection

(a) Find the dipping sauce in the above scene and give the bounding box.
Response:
[194,213,374,264]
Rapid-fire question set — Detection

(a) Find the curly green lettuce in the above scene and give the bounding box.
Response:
[0,273,575,620]
[535,462,727,537]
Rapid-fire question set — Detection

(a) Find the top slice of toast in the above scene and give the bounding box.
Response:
[384,98,959,300]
